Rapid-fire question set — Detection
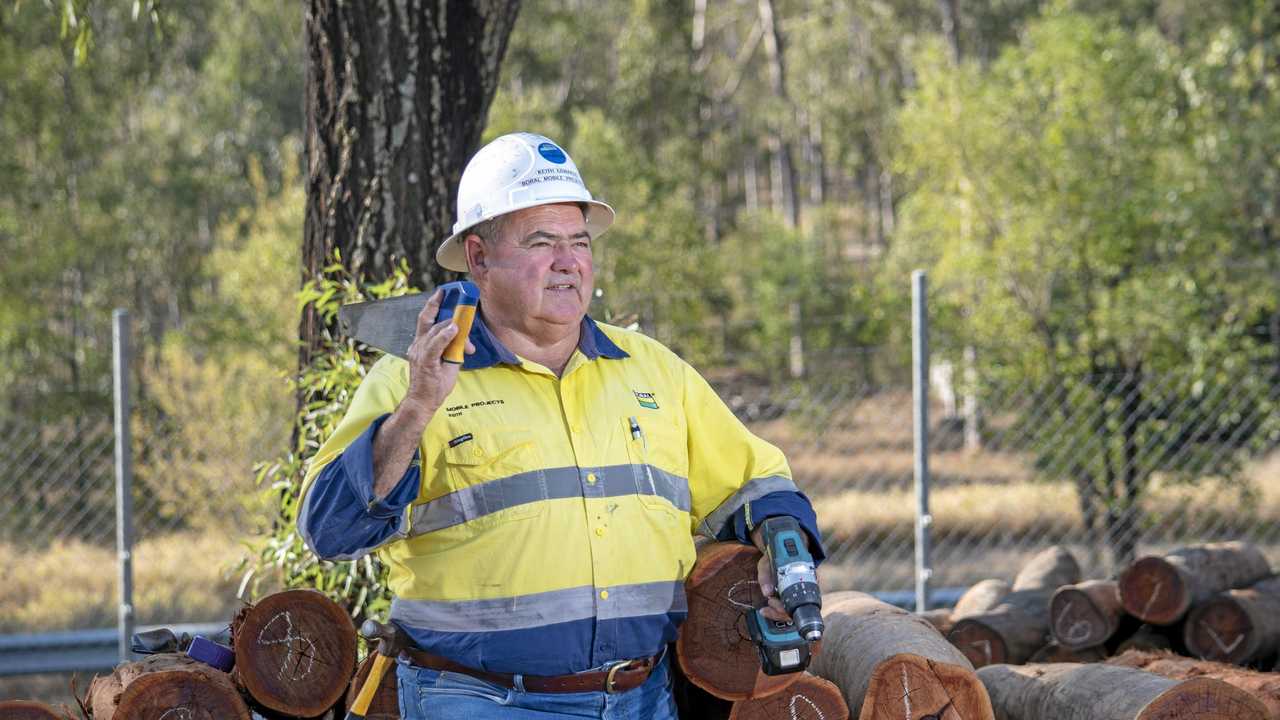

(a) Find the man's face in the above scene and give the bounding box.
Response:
[466,203,594,333]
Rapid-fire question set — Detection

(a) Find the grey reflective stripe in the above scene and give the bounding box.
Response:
[390,581,687,632]
[698,475,799,538]
[407,464,691,537]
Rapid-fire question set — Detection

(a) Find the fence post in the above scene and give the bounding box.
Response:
[113,309,134,661]
[912,271,933,612]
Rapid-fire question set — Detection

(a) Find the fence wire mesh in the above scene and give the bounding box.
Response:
[3,320,1280,626]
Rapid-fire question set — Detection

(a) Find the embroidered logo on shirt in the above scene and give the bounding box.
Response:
[634,391,659,410]
[448,433,474,448]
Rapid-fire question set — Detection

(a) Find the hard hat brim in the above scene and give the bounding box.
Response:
[435,198,615,273]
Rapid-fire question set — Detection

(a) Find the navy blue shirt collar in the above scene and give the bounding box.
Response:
[462,310,629,370]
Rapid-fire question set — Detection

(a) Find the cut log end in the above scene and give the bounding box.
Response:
[1050,580,1124,651]
[1120,556,1188,626]
[1140,677,1270,720]
[728,674,848,720]
[117,670,252,719]
[864,654,993,720]
[0,701,71,720]
[947,619,1006,668]
[1184,596,1253,665]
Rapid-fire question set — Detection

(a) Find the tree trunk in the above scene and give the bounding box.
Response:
[1109,649,1280,718]
[1027,642,1106,664]
[948,547,1081,667]
[300,0,522,367]
[0,702,74,720]
[1117,542,1271,625]
[345,651,400,720]
[977,663,1270,720]
[728,673,848,720]
[808,591,994,720]
[953,579,1011,619]
[87,653,251,720]
[677,542,803,700]
[1183,575,1280,665]
[231,588,357,717]
[1050,580,1125,650]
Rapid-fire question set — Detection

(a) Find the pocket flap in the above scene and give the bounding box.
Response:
[441,428,534,467]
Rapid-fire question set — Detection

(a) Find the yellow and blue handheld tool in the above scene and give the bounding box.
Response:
[434,280,480,364]
[745,515,824,675]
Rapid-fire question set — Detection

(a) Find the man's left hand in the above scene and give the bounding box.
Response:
[750,524,809,623]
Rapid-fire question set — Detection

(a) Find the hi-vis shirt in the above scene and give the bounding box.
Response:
[299,313,823,675]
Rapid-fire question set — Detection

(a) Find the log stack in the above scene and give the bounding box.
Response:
[0,701,77,719]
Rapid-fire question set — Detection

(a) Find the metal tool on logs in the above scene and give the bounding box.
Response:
[345,620,411,720]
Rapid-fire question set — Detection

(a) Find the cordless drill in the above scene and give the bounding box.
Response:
[745,515,824,675]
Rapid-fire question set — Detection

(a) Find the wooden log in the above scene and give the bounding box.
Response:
[1114,624,1177,655]
[1050,580,1125,650]
[952,579,1011,619]
[231,588,357,717]
[1109,649,1280,719]
[87,653,251,720]
[345,651,400,720]
[677,542,802,700]
[1184,575,1280,666]
[1011,546,1081,592]
[1118,542,1271,626]
[0,701,73,720]
[728,673,848,720]
[672,648,734,720]
[947,588,1054,667]
[920,608,955,635]
[977,662,1270,720]
[809,591,994,720]
[1028,641,1106,664]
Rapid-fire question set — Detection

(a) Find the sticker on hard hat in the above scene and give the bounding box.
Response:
[537,142,567,164]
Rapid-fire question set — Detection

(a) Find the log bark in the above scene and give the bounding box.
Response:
[1011,546,1081,592]
[87,653,250,720]
[920,608,955,635]
[677,542,802,700]
[728,673,848,720]
[809,591,994,720]
[1108,649,1280,719]
[948,588,1055,667]
[1028,642,1106,664]
[977,663,1270,720]
[1118,542,1271,625]
[231,588,357,717]
[345,652,400,720]
[1184,575,1280,665]
[1050,580,1125,650]
[0,702,73,720]
[953,580,1011,619]
[1114,624,1177,655]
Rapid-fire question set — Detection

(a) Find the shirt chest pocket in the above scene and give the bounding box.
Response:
[622,415,691,515]
[422,428,548,534]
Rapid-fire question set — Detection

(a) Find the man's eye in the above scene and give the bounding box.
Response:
[574,241,591,249]
[529,241,551,248]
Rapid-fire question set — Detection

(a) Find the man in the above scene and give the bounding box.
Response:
[299,132,824,719]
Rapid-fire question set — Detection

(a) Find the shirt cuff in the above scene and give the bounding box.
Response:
[341,413,422,519]
[726,490,827,565]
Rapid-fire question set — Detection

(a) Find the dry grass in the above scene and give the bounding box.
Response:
[0,531,265,634]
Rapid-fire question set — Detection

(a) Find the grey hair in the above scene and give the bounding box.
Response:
[468,214,509,245]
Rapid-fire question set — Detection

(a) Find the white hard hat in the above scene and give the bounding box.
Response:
[436,132,615,272]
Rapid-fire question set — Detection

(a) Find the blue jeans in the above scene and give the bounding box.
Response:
[395,653,679,720]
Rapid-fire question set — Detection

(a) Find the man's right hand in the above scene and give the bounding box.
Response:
[401,287,476,420]
[371,288,475,499]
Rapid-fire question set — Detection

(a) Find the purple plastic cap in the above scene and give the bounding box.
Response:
[187,635,235,672]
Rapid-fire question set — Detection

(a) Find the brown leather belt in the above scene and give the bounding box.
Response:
[398,647,659,694]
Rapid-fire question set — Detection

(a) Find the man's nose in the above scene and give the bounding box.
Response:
[550,242,580,272]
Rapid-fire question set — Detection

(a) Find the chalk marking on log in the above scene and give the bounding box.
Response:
[1054,600,1092,644]
[727,579,760,609]
[1140,581,1162,618]
[159,709,193,720]
[789,693,824,720]
[970,640,991,665]
[901,665,912,719]
[1204,625,1244,655]
[258,610,317,681]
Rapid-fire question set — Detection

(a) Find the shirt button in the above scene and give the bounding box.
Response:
[595,527,606,537]
[599,590,609,600]
[473,448,483,457]
[586,473,598,484]
[571,425,583,434]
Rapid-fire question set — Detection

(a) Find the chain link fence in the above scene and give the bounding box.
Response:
[3,306,1280,638]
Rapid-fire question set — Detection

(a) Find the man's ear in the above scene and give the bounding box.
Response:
[464,234,486,275]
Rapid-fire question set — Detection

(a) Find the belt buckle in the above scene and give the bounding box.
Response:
[605,660,636,694]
